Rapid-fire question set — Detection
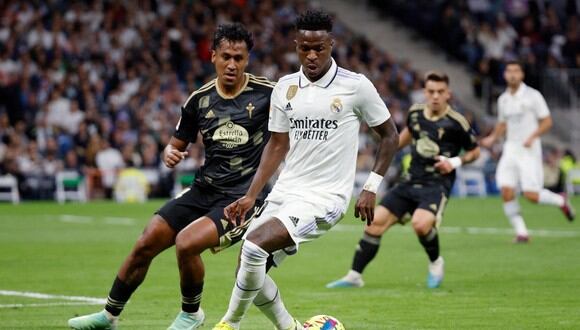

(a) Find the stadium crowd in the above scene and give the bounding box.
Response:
[369,0,579,102]
[0,0,575,201]
[0,0,431,200]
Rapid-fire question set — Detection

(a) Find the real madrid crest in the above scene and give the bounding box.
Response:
[286,85,298,100]
[330,98,343,114]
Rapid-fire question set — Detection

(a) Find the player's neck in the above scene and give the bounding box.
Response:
[303,60,332,83]
[216,73,248,98]
[425,104,449,120]
[508,82,521,95]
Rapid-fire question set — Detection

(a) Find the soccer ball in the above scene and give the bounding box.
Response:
[303,315,345,330]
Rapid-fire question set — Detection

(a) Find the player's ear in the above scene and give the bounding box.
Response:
[211,50,216,64]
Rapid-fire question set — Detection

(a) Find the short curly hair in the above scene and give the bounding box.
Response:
[295,9,333,32]
[212,23,254,51]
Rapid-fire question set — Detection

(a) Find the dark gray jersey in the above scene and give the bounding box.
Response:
[406,103,478,191]
[174,74,274,196]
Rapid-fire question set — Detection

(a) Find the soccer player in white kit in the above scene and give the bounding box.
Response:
[481,61,575,242]
[212,9,399,330]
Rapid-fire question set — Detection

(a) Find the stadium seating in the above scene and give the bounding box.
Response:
[0,174,19,204]
[55,170,87,204]
[455,168,488,197]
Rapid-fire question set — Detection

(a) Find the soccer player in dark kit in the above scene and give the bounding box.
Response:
[68,23,274,330]
[327,71,480,290]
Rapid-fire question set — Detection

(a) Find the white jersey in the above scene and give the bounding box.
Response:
[497,83,550,156]
[268,58,390,207]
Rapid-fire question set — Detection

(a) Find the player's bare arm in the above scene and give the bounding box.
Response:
[163,137,189,168]
[398,127,412,149]
[480,122,506,148]
[224,132,290,224]
[524,116,552,148]
[355,117,399,225]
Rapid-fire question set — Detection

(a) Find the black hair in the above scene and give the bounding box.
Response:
[295,9,333,32]
[505,60,524,70]
[212,23,254,51]
[424,71,450,85]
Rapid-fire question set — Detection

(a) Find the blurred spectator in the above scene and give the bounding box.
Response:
[95,138,124,199]
[370,0,579,96]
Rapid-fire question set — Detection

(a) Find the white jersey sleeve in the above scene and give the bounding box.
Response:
[533,89,550,119]
[268,84,290,133]
[355,75,391,127]
[497,94,506,123]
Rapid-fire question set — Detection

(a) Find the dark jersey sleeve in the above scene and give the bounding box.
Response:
[459,125,478,151]
[173,104,199,143]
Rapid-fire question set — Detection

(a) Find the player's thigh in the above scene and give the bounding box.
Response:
[365,205,399,236]
[245,197,345,251]
[413,185,448,231]
[245,217,294,252]
[378,184,417,224]
[517,155,543,193]
[496,154,519,190]
[132,215,178,257]
[175,217,220,254]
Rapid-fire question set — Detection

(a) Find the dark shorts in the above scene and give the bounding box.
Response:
[156,184,262,243]
[380,182,449,223]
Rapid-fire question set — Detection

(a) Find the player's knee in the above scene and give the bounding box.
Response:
[523,191,539,203]
[175,231,205,256]
[501,187,515,201]
[132,235,159,262]
[411,220,432,236]
[241,240,269,266]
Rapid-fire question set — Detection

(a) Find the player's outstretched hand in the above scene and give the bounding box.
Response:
[434,156,454,174]
[224,195,256,226]
[355,190,376,226]
[163,148,188,168]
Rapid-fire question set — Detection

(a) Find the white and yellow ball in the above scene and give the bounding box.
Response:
[303,315,345,330]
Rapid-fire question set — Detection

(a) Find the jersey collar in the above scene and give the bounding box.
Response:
[509,82,527,97]
[298,58,338,89]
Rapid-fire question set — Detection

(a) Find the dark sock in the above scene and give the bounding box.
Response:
[181,281,204,313]
[265,254,276,272]
[351,233,381,274]
[105,276,138,316]
[418,228,439,262]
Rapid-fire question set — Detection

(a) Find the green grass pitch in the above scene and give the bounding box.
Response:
[0,197,579,329]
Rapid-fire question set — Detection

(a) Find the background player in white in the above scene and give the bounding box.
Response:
[212,10,399,330]
[481,61,575,242]
[327,71,480,289]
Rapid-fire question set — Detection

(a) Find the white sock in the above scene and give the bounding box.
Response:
[345,270,362,282]
[222,241,269,328]
[254,274,294,329]
[503,200,529,236]
[538,189,564,207]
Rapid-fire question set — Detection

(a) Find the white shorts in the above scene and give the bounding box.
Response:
[243,194,345,264]
[496,152,543,192]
